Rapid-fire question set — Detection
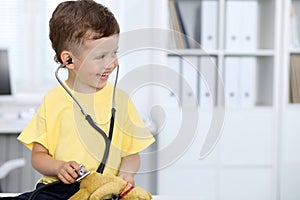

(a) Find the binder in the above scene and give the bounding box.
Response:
[168,0,187,49]
[239,1,258,106]
[168,0,178,49]
[240,57,257,107]
[226,1,258,51]
[240,1,258,50]
[194,4,202,48]
[201,0,218,50]
[175,1,202,48]
[174,1,190,48]
[182,56,198,106]
[290,4,300,48]
[199,56,217,108]
[224,57,240,107]
[225,1,242,50]
[290,55,300,103]
[165,56,182,107]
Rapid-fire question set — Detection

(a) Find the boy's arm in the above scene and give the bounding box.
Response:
[31,142,81,184]
[118,153,141,185]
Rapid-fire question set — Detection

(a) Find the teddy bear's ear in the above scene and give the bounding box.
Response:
[147,191,153,199]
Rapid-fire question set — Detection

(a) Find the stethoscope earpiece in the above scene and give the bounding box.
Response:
[66,58,73,65]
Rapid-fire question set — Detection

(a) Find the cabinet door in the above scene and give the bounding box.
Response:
[220,168,272,200]
[158,166,218,200]
[157,110,218,197]
[0,134,39,192]
[219,110,274,165]
[281,110,300,200]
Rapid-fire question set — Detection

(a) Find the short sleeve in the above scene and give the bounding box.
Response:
[17,98,48,151]
[120,98,155,157]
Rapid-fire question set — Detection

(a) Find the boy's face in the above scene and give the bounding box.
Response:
[69,35,119,93]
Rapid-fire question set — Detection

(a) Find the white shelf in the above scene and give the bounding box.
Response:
[286,103,300,110]
[224,50,275,57]
[167,49,275,57]
[167,49,219,56]
[289,48,300,54]
[0,119,28,133]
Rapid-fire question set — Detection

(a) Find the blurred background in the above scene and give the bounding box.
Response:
[0,0,300,200]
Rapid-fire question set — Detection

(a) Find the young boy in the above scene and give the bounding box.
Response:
[9,0,155,199]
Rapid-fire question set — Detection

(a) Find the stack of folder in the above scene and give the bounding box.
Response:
[290,54,300,103]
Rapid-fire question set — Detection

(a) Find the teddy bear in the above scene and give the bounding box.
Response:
[68,172,152,200]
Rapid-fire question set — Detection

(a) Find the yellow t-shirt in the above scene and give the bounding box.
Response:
[17,82,155,184]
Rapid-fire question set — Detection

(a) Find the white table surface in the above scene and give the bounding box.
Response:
[0,193,203,199]
[153,196,203,200]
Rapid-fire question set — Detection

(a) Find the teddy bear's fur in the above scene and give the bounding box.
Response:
[68,172,152,200]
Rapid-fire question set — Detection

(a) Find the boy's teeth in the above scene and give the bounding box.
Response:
[100,73,108,77]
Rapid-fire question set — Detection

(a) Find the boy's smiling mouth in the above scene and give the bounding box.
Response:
[97,72,110,80]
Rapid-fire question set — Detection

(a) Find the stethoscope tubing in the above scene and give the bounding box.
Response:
[55,63,119,172]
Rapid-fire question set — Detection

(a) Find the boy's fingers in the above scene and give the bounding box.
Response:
[64,171,76,184]
[66,166,78,179]
[58,173,72,184]
[69,161,81,173]
[119,173,135,186]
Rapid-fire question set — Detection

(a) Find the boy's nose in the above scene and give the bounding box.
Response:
[105,58,118,71]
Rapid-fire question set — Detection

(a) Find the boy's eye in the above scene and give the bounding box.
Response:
[95,51,118,60]
[95,55,105,60]
[112,51,118,57]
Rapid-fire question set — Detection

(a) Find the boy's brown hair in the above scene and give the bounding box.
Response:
[49,0,120,64]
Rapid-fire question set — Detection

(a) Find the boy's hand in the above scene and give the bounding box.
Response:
[57,161,81,184]
[118,172,135,186]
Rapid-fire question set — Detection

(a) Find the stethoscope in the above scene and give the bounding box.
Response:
[28,58,120,200]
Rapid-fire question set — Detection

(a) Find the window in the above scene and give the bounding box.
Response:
[42,0,65,83]
[0,0,25,94]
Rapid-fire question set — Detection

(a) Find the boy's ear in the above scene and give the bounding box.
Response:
[61,51,74,69]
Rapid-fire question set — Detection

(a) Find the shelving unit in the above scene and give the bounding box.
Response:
[157,0,282,199]
[280,0,300,199]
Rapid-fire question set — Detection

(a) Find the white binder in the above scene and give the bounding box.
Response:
[240,57,257,107]
[182,56,198,107]
[240,1,258,50]
[225,1,243,50]
[199,56,217,108]
[224,57,240,107]
[201,0,218,50]
[161,56,181,108]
